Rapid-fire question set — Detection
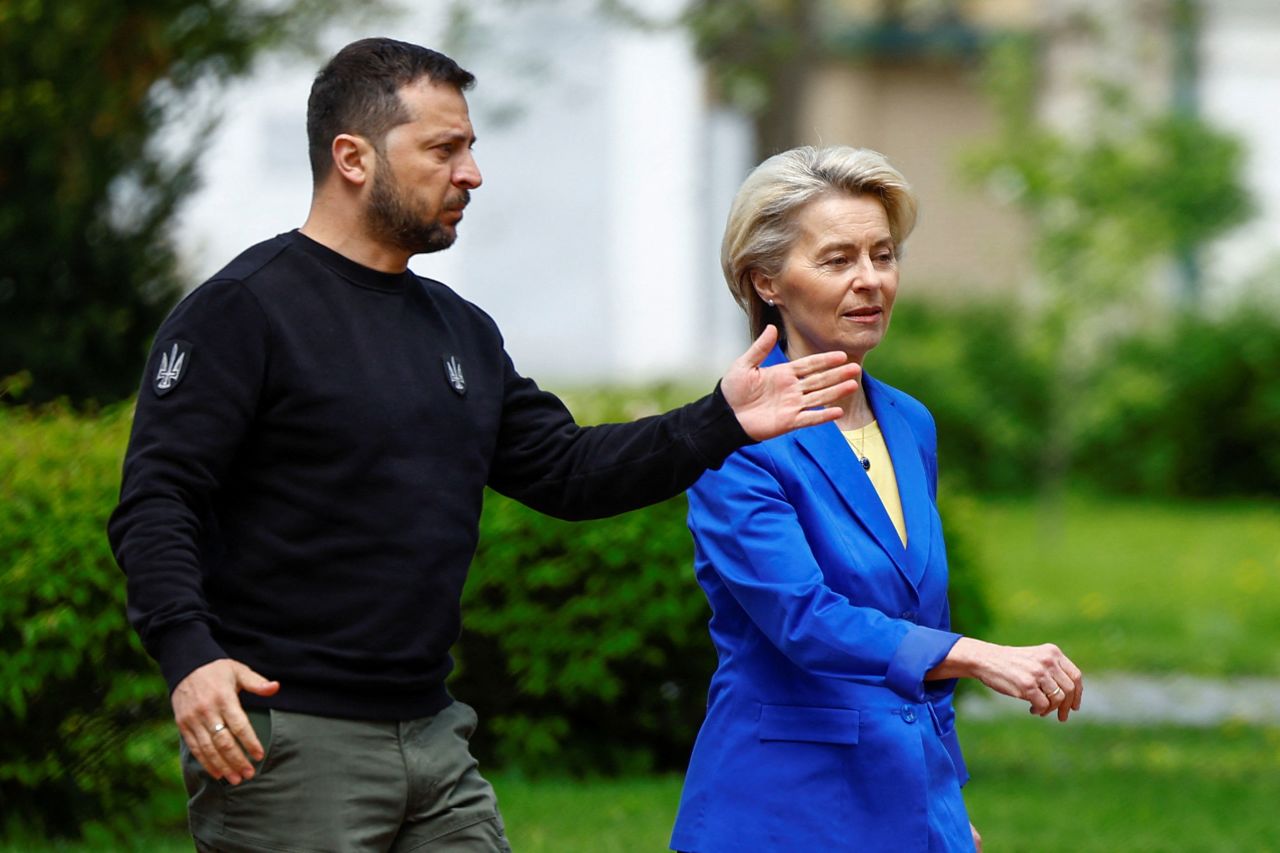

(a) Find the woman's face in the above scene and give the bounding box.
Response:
[753,192,899,364]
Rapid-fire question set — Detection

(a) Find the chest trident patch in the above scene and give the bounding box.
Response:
[153,341,191,397]
[443,355,466,396]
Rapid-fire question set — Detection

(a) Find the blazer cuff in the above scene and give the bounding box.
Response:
[885,625,961,702]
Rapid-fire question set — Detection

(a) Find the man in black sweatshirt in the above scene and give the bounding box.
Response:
[109,38,859,851]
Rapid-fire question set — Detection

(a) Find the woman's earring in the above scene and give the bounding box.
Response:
[765,299,775,307]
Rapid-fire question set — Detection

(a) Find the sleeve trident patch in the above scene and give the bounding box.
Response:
[152,340,191,397]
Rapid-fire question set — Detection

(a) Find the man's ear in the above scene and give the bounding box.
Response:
[750,269,780,306]
[331,134,375,187]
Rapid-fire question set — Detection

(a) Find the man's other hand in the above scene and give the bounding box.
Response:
[172,658,280,785]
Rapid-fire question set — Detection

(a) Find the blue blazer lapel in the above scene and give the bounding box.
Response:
[761,345,914,586]
[865,374,933,586]
[791,420,913,583]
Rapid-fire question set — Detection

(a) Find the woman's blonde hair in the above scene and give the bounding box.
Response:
[722,146,918,342]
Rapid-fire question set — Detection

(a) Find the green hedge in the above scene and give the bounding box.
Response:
[871,300,1052,493]
[0,388,990,836]
[455,487,991,775]
[1073,305,1280,497]
[0,403,184,842]
[875,298,1280,497]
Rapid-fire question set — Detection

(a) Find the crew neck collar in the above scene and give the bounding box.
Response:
[288,230,415,293]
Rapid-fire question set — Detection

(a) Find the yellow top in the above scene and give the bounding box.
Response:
[841,420,907,546]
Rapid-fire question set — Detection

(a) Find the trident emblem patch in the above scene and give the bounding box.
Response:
[443,355,466,396]
[153,341,191,397]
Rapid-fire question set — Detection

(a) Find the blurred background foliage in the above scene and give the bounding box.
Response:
[0,403,179,844]
[872,298,1280,498]
[963,35,1255,495]
[0,0,358,406]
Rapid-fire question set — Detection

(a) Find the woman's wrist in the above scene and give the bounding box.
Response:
[927,636,989,681]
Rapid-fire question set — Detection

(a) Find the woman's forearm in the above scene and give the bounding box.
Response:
[928,636,1085,721]
[926,636,988,681]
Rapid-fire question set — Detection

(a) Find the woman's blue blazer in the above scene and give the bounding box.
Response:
[670,346,974,853]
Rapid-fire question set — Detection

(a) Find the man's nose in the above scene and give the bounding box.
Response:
[454,151,482,189]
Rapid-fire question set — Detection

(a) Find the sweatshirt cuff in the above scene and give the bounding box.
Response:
[884,625,962,702]
[149,620,229,694]
[682,382,755,469]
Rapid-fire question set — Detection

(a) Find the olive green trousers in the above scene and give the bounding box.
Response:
[180,700,510,852]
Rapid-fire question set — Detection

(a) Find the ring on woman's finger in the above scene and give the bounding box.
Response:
[1046,685,1062,698]
[211,722,227,734]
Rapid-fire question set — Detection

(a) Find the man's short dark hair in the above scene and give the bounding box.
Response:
[306,38,475,183]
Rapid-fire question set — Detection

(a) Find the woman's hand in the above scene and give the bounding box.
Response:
[928,637,1083,721]
[970,821,983,852]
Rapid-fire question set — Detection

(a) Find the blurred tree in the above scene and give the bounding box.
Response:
[682,0,982,156]
[964,36,1254,494]
[0,0,359,406]
[680,0,821,157]
[447,0,979,157]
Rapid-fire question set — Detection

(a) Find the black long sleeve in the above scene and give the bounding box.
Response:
[108,231,750,720]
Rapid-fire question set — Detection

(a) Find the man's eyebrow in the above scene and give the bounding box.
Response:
[422,128,477,146]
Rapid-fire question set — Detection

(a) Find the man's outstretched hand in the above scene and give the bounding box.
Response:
[721,326,860,441]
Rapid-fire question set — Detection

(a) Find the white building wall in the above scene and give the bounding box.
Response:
[1201,0,1280,292]
[172,1,752,385]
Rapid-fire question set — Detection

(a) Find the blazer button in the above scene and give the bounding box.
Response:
[901,610,917,622]
[901,705,917,724]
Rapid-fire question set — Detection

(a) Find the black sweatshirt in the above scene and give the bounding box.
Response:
[108,231,752,720]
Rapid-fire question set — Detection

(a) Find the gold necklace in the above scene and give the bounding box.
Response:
[850,425,871,471]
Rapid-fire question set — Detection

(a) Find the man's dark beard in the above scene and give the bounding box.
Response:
[364,163,467,255]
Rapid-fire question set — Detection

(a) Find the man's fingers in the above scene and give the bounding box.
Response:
[796,362,861,394]
[198,708,251,783]
[800,377,861,409]
[210,723,252,783]
[790,406,845,429]
[191,706,256,784]
[736,324,778,368]
[185,722,233,781]
[226,706,266,764]
[786,349,851,378]
[234,663,281,698]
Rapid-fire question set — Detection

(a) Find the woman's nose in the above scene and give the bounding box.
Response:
[849,254,881,289]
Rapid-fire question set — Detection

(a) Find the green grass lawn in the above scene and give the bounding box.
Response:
[492,718,1280,852]
[963,495,1280,676]
[15,718,1274,853]
[958,717,1280,852]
